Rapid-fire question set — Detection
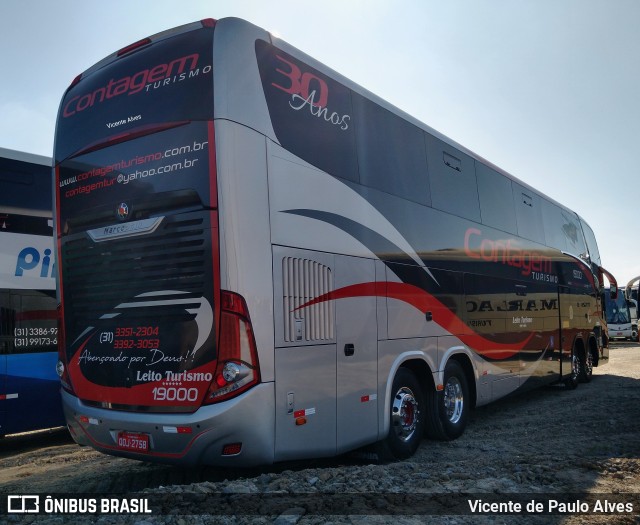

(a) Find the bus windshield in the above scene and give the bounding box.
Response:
[604,288,631,325]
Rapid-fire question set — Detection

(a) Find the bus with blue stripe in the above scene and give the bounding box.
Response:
[0,147,64,436]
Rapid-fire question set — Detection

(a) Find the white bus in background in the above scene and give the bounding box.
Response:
[628,299,638,341]
[623,287,638,341]
[604,287,633,340]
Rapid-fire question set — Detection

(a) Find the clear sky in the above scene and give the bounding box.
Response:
[1,0,638,286]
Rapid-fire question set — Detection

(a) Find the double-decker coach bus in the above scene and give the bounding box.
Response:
[0,147,64,436]
[54,18,615,466]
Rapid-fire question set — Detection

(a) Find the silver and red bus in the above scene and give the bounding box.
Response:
[54,17,615,466]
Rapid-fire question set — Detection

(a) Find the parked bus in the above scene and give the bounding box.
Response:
[628,298,638,341]
[623,280,639,340]
[54,18,615,466]
[604,287,633,340]
[0,147,64,436]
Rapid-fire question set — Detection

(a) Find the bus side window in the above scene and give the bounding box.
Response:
[512,182,545,245]
[477,163,517,235]
[352,92,430,206]
[426,134,481,222]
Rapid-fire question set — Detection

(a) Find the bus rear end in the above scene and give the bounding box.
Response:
[54,19,272,466]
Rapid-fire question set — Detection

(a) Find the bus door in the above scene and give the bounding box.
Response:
[273,248,379,459]
[334,255,378,454]
[273,247,337,460]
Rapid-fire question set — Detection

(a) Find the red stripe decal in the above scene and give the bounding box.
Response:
[297,281,534,360]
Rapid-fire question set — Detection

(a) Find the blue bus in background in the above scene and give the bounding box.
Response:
[0,147,64,436]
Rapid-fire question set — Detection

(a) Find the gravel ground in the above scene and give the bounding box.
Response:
[1,343,639,524]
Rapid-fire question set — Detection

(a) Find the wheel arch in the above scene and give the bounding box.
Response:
[573,335,587,362]
[400,357,435,393]
[381,354,434,439]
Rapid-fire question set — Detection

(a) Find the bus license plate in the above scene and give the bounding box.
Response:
[117,431,150,453]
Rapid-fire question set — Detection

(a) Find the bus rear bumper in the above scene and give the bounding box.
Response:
[61,382,275,467]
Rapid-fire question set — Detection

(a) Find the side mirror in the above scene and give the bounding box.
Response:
[599,266,618,300]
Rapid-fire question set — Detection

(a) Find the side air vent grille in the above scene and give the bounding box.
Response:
[282,257,334,342]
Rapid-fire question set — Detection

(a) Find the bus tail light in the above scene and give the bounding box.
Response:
[201,18,217,28]
[204,291,260,404]
[56,303,74,394]
[117,37,152,57]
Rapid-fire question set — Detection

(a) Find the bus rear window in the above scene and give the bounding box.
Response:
[57,121,213,225]
[55,25,214,163]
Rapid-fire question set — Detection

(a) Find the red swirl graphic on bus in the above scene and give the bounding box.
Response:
[296,281,535,360]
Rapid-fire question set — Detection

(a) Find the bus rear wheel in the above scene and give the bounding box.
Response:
[579,348,594,383]
[377,367,425,460]
[564,352,580,389]
[426,360,469,441]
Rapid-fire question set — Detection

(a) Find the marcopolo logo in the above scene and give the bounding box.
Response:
[116,202,130,221]
[15,247,55,279]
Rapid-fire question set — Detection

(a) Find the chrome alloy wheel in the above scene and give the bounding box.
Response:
[391,387,419,443]
[443,376,464,424]
[571,354,580,380]
[584,351,593,377]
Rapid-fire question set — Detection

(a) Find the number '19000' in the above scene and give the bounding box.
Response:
[152,387,198,402]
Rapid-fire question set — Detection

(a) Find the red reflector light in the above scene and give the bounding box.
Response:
[215,374,227,388]
[222,443,242,456]
[79,416,89,424]
[201,18,217,28]
[117,37,151,56]
[177,427,192,434]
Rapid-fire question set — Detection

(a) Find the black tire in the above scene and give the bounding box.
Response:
[579,348,594,383]
[377,367,425,460]
[425,360,469,441]
[564,352,580,389]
